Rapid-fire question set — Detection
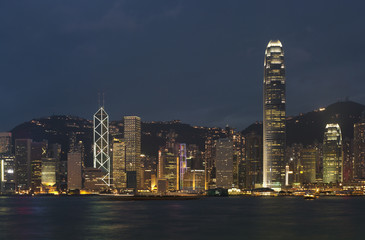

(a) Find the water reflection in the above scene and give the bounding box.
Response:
[0,196,365,240]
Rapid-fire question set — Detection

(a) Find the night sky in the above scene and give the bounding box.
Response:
[1,1,365,132]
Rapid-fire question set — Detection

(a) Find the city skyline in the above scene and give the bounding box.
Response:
[2,2,365,239]
[1,1,365,132]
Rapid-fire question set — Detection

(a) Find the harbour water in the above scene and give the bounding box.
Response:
[0,196,364,240]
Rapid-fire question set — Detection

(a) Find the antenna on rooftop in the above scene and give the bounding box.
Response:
[102,91,105,107]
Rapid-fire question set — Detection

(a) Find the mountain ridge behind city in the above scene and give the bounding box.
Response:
[10,100,365,166]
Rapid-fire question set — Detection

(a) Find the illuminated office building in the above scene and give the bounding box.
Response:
[204,136,216,190]
[15,139,32,190]
[323,124,343,184]
[158,136,179,191]
[263,40,286,189]
[30,141,48,193]
[0,155,15,193]
[49,143,62,188]
[124,116,141,189]
[354,115,365,179]
[93,107,111,187]
[67,142,84,190]
[83,167,103,192]
[301,147,317,184]
[286,144,303,185]
[181,145,205,192]
[231,132,245,189]
[179,143,187,190]
[0,133,14,193]
[215,138,233,189]
[41,158,57,187]
[342,138,353,183]
[140,154,157,190]
[0,132,12,156]
[245,132,263,189]
[112,138,127,190]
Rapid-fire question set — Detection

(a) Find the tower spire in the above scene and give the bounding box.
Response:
[102,91,105,107]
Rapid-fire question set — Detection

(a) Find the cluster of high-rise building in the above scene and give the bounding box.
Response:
[0,136,61,194]
[2,40,365,195]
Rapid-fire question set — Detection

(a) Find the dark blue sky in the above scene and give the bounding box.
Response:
[1,0,365,131]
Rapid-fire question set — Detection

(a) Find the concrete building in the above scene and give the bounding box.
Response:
[67,144,83,190]
[124,116,141,189]
[245,132,263,189]
[215,138,233,189]
[112,138,127,190]
[15,139,32,191]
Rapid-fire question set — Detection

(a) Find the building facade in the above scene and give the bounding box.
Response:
[263,40,286,189]
[124,116,141,189]
[15,139,32,191]
[323,124,343,184]
[215,138,233,189]
[301,147,317,184]
[0,132,12,156]
[354,118,365,180]
[245,132,263,189]
[112,138,127,190]
[158,138,179,191]
[67,143,84,190]
[93,107,111,187]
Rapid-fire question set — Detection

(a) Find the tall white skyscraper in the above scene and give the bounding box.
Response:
[263,40,286,189]
[93,107,111,186]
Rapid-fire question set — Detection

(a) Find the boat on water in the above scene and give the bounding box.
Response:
[304,193,318,199]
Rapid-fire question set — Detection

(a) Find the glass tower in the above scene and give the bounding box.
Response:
[112,138,127,189]
[124,116,141,189]
[263,40,286,189]
[323,124,343,184]
[93,107,111,187]
[354,113,365,179]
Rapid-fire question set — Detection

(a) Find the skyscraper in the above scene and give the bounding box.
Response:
[263,40,286,189]
[215,138,233,189]
[323,124,343,184]
[124,116,141,189]
[112,138,127,190]
[158,139,179,191]
[0,132,12,156]
[301,146,317,184]
[342,138,353,183]
[354,114,365,179]
[179,143,187,190]
[67,142,84,190]
[15,139,32,191]
[0,155,15,193]
[41,158,57,187]
[30,141,48,193]
[204,136,216,190]
[93,107,111,187]
[245,132,263,189]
